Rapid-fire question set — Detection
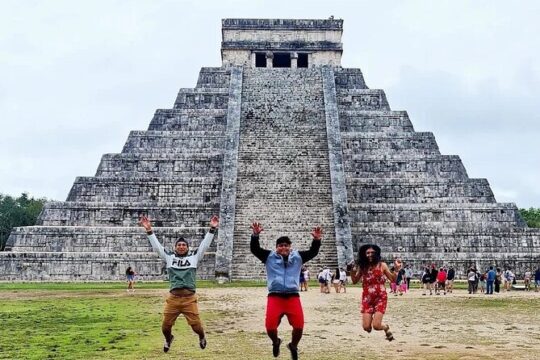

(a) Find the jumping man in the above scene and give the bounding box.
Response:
[250,222,322,360]
[139,215,218,353]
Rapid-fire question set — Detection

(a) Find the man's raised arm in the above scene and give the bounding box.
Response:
[139,215,167,261]
[196,215,219,262]
[250,222,270,263]
[299,226,322,263]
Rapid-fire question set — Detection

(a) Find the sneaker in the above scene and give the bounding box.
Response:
[163,335,174,353]
[287,343,298,360]
[199,337,207,350]
[272,338,282,357]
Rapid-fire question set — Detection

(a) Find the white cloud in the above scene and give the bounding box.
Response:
[0,0,539,208]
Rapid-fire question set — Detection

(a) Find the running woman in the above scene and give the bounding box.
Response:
[139,214,218,353]
[350,244,402,341]
[250,222,322,360]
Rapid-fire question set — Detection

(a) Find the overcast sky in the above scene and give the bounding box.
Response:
[1,0,539,208]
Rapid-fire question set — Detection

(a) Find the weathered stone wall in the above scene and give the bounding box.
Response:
[0,67,232,280]
[335,71,540,275]
[230,68,338,279]
[1,18,539,281]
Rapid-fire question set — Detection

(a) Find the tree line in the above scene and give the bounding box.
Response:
[0,192,539,251]
[0,193,47,250]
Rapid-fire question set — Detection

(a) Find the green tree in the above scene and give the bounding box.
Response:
[519,207,540,228]
[0,193,47,251]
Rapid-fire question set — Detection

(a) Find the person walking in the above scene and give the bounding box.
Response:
[404,265,413,291]
[421,267,431,295]
[495,268,502,293]
[126,266,136,293]
[435,267,447,295]
[250,221,322,360]
[467,267,477,294]
[350,244,402,341]
[524,269,532,291]
[139,214,218,353]
[429,264,438,295]
[446,267,455,293]
[486,266,496,295]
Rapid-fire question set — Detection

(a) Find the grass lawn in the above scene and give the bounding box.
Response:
[1,282,537,359]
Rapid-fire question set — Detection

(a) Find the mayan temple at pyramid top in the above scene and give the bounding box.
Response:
[220,18,344,67]
[1,18,538,281]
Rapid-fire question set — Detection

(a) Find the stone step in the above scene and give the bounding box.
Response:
[339,110,414,133]
[342,132,439,154]
[336,89,390,111]
[6,226,215,253]
[148,108,227,131]
[38,201,220,227]
[0,250,216,281]
[348,202,525,226]
[334,68,367,89]
[343,154,468,180]
[196,67,231,88]
[122,130,225,152]
[67,176,222,203]
[173,88,229,110]
[350,226,540,253]
[346,178,495,203]
[96,152,223,177]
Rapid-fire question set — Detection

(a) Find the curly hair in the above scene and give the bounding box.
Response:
[357,244,381,274]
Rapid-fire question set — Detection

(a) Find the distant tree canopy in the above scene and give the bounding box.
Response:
[519,208,540,228]
[0,193,47,251]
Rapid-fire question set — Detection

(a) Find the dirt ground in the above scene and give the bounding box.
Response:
[198,286,539,360]
[2,286,538,359]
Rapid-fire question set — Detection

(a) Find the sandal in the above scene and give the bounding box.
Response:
[385,327,394,341]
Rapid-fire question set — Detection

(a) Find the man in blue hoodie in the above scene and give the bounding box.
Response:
[250,222,322,360]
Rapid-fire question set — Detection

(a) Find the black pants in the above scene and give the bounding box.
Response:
[495,279,500,293]
[468,280,475,294]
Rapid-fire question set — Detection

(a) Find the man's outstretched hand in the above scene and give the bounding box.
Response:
[139,215,152,232]
[311,226,323,241]
[210,215,219,229]
[251,222,264,235]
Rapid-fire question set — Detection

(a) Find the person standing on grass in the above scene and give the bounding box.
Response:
[446,267,455,293]
[339,268,348,293]
[250,221,322,360]
[125,266,136,293]
[349,244,402,341]
[524,269,532,291]
[435,267,447,295]
[429,264,438,295]
[495,268,502,293]
[421,267,431,295]
[404,264,413,291]
[139,214,218,353]
[467,267,477,294]
[486,266,496,295]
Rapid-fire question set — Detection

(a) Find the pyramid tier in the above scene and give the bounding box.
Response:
[173,88,229,110]
[38,201,220,227]
[344,154,468,180]
[148,108,228,131]
[121,130,224,153]
[346,178,495,203]
[95,152,223,177]
[67,176,222,204]
[339,110,415,133]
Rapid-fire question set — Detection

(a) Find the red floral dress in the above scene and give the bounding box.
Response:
[361,264,388,314]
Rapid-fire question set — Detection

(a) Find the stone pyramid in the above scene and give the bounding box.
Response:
[1,18,538,281]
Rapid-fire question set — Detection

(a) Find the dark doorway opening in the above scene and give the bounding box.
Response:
[255,53,267,67]
[298,53,308,68]
[273,53,291,68]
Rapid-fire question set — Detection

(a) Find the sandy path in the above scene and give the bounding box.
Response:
[199,287,540,359]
